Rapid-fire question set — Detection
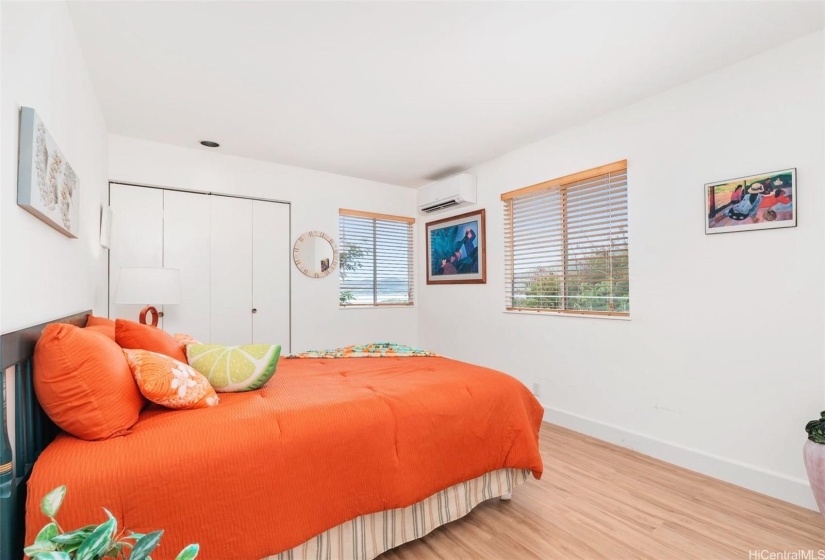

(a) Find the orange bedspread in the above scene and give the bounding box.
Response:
[26,357,543,559]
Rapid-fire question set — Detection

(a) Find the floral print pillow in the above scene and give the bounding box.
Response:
[123,349,219,410]
[173,333,202,357]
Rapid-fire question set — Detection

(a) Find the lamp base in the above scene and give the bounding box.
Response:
[139,306,160,327]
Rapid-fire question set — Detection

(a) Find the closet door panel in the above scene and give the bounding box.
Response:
[163,190,211,343]
[252,200,290,350]
[210,196,253,345]
[109,184,164,325]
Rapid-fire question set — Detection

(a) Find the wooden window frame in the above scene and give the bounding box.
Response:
[502,160,629,317]
[338,209,416,308]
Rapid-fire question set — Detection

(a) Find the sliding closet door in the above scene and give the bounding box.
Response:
[163,190,211,342]
[210,196,253,345]
[252,200,290,350]
[109,184,164,325]
[109,185,290,347]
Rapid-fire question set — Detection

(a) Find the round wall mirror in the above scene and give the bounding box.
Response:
[293,231,339,278]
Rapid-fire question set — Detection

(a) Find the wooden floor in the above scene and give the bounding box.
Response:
[380,423,825,559]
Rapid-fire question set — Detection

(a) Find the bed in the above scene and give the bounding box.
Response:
[0,311,543,559]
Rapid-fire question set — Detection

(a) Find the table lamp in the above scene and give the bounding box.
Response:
[115,267,181,327]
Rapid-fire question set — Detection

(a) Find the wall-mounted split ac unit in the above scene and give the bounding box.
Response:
[417,173,477,214]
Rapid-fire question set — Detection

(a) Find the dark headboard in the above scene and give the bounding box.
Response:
[0,310,90,560]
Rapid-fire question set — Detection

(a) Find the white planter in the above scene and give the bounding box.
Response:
[803,439,825,517]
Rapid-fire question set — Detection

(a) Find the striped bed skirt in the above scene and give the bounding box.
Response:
[266,468,532,560]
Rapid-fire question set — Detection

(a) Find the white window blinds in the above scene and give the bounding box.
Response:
[339,209,415,307]
[502,161,629,316]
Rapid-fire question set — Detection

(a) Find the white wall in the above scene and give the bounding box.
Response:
[107,135,418,352]
[1,1,109,332]
[418,31,825,509]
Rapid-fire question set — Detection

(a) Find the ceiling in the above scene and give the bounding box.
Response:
[68,1,824,188]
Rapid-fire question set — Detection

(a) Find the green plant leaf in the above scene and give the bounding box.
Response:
[806,417,825,444]
[75,518,116,560]
[61,541,82,554]
[51,527,93,545]
[35,522,59,543]
[24,542,57,556]
[129,530,164,560]
[174,544,200,560]
[124,532,146,540]
[31,552,71,560]
[101,508,118,535]
[40,486,67,518]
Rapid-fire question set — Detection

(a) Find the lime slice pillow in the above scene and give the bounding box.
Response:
[186,344,281,392]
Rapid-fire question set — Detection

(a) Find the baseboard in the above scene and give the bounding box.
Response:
[542,404,818,511]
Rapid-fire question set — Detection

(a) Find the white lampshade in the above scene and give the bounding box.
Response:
[115,267,181,305]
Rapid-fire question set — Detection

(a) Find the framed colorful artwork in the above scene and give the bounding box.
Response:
[705,168,796,235]
[426,209,486,284]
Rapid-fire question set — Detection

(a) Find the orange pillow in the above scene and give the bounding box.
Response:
[33,324,145,440]
[85,314,115,340]
[123,349,219,409]
[115,319,187,363]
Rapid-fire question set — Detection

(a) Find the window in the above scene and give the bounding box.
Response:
[502,160,629,316]
[339,209,415,307]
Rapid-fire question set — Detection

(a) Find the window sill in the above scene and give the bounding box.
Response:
[502,309,630,321]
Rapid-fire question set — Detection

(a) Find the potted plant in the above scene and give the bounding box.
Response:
[805,411,825,517]
[25,486,198,560]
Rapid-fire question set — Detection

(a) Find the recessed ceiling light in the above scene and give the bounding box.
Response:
[200,140,220,148]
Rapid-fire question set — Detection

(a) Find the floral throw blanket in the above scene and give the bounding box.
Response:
[288,342,437,359]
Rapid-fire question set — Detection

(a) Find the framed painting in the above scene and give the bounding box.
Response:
[17,107,79,238]
[705,168,796,235]
[426,209,486,284]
